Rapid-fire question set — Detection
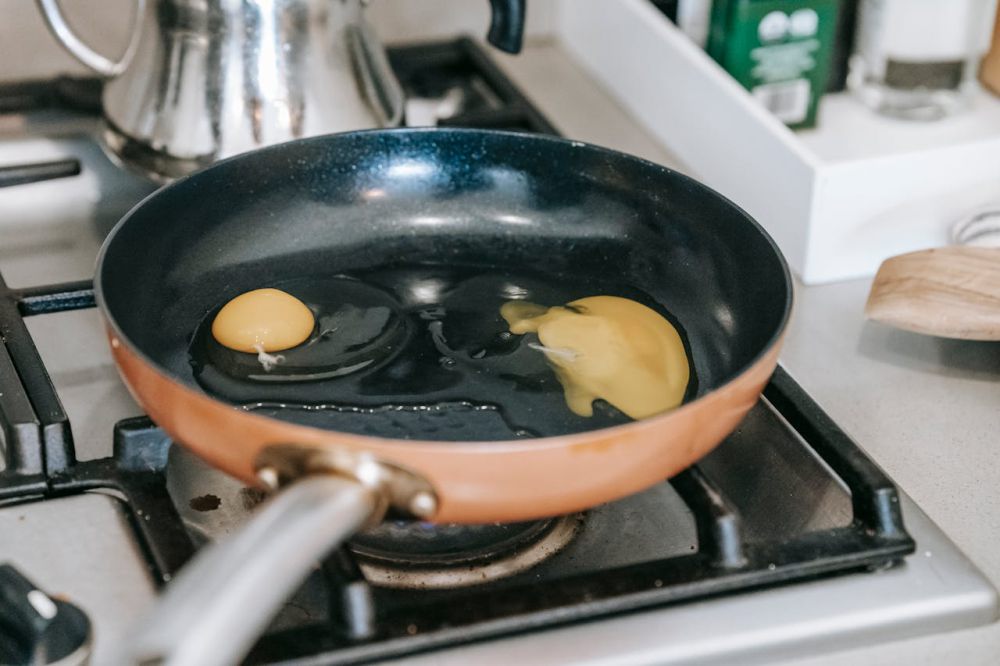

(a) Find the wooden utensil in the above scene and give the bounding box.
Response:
[865,246,1000,340]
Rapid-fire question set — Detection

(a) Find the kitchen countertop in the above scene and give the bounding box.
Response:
[494,38,1000,665]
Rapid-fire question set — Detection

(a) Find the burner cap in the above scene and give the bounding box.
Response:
[350,519,554,565]
[348,515,582,589]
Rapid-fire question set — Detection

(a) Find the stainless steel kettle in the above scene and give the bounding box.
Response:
[36,0,525,182]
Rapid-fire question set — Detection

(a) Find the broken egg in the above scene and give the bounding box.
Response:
[501,296,689,420]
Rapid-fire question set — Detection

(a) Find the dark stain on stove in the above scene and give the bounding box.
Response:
[189,494,222,512]
[239,487,267,510]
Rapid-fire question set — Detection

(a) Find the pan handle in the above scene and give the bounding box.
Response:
[124,475,379,666]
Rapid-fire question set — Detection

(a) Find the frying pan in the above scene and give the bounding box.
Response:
[95,128,791,664]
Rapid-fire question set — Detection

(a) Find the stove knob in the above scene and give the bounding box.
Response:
[0,564,92,666]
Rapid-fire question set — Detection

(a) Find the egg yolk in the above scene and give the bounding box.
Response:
[501,296,689,420]
[212,288,315,353]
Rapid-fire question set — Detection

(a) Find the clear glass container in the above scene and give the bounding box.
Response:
[849,0,999,120]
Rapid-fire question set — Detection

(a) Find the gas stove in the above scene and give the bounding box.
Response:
[0,38,996,666]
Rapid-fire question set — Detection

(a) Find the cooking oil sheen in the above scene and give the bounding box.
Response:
[189,266,694,441]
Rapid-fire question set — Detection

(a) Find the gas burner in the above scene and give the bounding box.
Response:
[349,516,583,590]
[167,443,581,590]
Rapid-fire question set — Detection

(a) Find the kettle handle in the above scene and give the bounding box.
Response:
[35,0,146,78]
[487,0,527,53]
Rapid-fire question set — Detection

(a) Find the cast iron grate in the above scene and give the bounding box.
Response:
[0,37,915,665]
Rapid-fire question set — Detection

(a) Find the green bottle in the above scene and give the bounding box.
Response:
[707,0,841,129]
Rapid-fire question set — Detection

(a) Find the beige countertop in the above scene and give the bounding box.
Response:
[494,38,1000,666]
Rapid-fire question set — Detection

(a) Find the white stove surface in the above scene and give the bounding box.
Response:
[0,118,996,665]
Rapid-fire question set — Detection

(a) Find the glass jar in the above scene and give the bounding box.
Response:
[849,0,999,120]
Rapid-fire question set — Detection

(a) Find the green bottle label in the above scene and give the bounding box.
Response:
[709,0,840,129]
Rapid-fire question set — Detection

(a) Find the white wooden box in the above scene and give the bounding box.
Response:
[555,0,1000,284]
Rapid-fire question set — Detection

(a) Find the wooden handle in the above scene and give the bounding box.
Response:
[865,247,1000,341]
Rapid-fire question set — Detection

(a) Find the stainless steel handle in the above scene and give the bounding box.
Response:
[35,0,146,78]
[125,475,378,666]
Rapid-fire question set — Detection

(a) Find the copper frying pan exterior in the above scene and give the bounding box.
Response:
[95,129,792,525]
[106,326,783,524]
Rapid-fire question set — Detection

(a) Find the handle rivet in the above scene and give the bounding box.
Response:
[257,466,280,490]
[408,491,437,519]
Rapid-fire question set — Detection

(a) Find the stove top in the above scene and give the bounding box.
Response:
[0,38,995,666]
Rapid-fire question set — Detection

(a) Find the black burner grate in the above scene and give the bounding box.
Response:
[388,39,558,133]
[0,38,915,665]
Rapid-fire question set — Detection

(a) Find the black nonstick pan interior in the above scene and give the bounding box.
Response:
[98,129,790,441]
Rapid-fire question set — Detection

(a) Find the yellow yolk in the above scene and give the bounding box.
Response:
[501,296,689,420]
[211,288,315,353]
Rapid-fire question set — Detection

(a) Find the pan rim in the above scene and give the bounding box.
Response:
[94,127,793,453]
